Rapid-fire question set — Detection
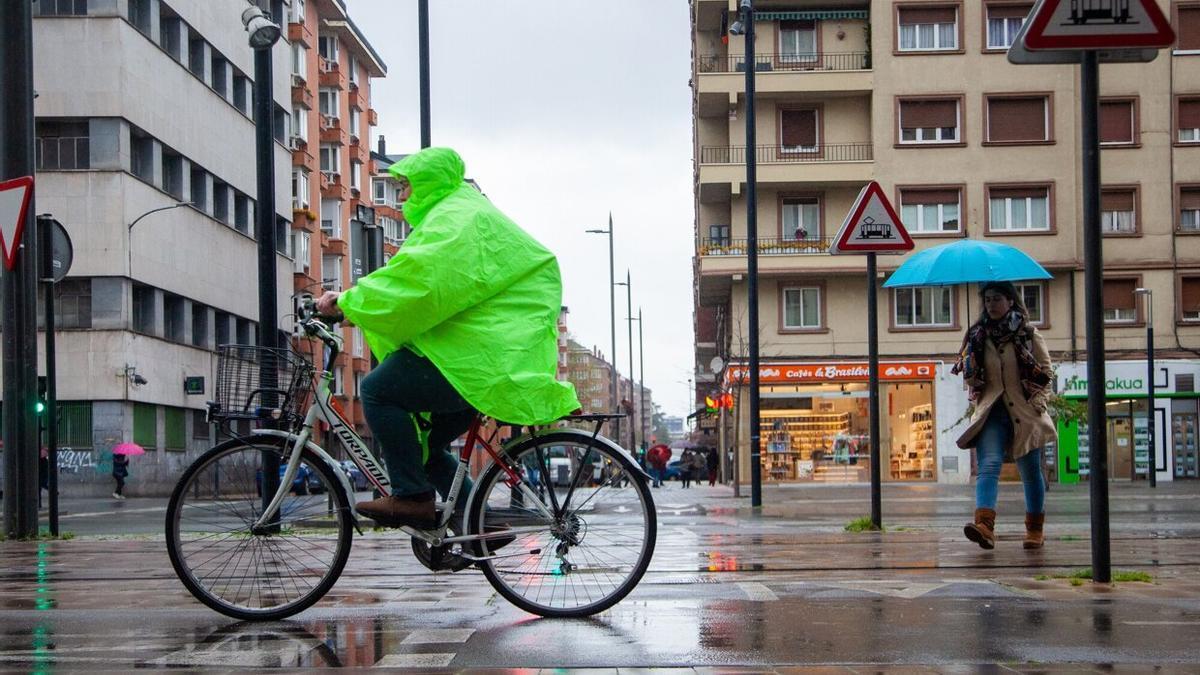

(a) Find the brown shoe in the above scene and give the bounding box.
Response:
[1024,512,1045,549]
[964,507,996,550]
[357,493,436,529]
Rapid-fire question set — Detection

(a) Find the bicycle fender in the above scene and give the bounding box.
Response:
[252,429,363,529]
[501,427,651,480]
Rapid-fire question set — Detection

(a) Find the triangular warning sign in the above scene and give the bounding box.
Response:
[830,181,913,255]
[1023,0,1176,50]
[0,176,33,271]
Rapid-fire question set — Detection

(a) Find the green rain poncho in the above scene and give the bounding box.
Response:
[337,147,580,425]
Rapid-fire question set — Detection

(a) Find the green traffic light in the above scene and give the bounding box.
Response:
[35,401,45,414]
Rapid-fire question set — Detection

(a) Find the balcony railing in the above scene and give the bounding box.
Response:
[701,236,833,256]
[697,52,870,74]
[700,143,873,164]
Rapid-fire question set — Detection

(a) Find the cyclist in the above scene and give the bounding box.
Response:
[316,147,580,529]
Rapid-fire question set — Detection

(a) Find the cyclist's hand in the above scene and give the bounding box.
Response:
[315,291,344,321]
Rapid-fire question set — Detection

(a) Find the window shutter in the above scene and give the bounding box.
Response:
[1102,279,1137,310]
[1179,99,1200,129]
[902,188,960,205]
[898,6,957,24]
[988,97,1046,142]
[133,403,157,448]
[165,408,186,449]
[988,3,1032,19]
[1101,189,1135,212]
[1182,278,1200,314]
[1099,100,1134,143]
[901,100,958,128]
[781,109,817,147]
[1178,8,1200,51]
[780,19,816,31]
[990,185,1046,200]
[1181,188,1200,210]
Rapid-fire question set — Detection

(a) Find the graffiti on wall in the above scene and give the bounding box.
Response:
[56,448,97,474]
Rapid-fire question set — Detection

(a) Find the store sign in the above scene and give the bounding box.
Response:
[1057,361,1182,397]
[725,361,936,385]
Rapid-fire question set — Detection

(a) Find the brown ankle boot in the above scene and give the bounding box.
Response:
[356,492,437,529]
[1024,512,1045,549]
[964,508,996,550]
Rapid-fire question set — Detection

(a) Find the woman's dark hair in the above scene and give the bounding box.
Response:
[976,281,1029,323]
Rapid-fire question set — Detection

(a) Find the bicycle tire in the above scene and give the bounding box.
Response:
[165,436,353,621]
[466,430,656,617]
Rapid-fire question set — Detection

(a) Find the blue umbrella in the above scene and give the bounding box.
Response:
[882,239,1052,288]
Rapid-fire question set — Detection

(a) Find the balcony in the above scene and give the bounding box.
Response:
[696,236,865,305]
[292,83,314,109]
[325,237,349,257]
[367,108,378,126]
[318,57,346,89]
[700,236,833,257]
[320,170,349,200]
[696,52,872,97]
[347,85,362,111]
[698,143,874,194]
[319,115,349,145]
[287,22,314,48]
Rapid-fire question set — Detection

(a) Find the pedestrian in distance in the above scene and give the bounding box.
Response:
[691,448,708,487]
[112,452,129,500]
[680,449,693,488]
[646,443,670,488]
[953,281,1055,550]
[706,447,719,486]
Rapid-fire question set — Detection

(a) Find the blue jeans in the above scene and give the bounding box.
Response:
[648,467,663,487]
[975,405,1045,514]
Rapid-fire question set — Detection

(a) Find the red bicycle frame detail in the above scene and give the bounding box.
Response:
[457,416,524,487]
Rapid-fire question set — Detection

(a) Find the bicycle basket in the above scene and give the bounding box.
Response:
[211,345,313,429]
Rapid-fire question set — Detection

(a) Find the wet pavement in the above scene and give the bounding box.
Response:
[2,481,1199,670]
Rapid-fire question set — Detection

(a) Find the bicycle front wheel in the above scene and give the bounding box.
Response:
[165,437,353,620]
[466,431,656,617]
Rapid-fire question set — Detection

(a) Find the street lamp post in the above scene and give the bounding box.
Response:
[638,307,646,455]
[730,0,762,507]
[616,271,636,452]
[1135,287,1156,487]
[586,216,620,440]
[127,202,190,279]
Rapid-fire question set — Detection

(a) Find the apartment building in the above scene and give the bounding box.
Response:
[287,0,386,448]
[22,0,298,495]
[692,0,1200,486]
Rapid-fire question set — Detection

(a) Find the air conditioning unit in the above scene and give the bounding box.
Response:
[291,73,306,87]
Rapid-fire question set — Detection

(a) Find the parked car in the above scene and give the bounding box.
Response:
[256,462,324,496]
[663,460,690,482]
[339,460,370,491]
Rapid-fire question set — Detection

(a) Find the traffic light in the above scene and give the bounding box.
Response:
[35,376,47,416]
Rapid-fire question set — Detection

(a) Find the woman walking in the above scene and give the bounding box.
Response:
[680,449,693,488]
[954,281,1056,550]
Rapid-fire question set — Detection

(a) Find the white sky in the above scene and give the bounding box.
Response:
[350,0,698,418]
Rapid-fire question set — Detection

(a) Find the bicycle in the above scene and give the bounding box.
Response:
[165,297,656,621]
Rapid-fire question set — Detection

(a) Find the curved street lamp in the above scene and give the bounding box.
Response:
[127,202,190,279]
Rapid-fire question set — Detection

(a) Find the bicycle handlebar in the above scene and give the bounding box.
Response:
[295,294,342,369]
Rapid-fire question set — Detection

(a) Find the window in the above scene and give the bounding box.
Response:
[290,0,305,24]
[318,35,339,64]
[57,402,92,449]
[191,303,208,347]
[132,284,155,334]
[986,95,1049,143]
[52,279,91,329]
[233,75,249,114]
[781,198,819,240]
[899,99,960,144]
[291,42,307,80]
[291,106,307,142]
[1101,188,1137,234]
[190,164,207,209]
[161,148,184,200]
[320,199,340,237]
[900,188,961,233]
[332,366,344,395]
[133,403,156,449]
[293,231,311,273]
[319,88,339,119]
[211,55,228,97]
[1014,282,1044,325]
[373,179,389,206]
[35,120,89,171]
[354,372,364,399]
[1183,277,1200,322]
[188,32,206,80]
[897,5,958,51]
[778,20,817,65]
[128,0,152,35]
[159,15,181,60]
[780,108,818,152]
[130,129,153,180]
[1177,5,1200,51]
[234,193,251,234]
[1181,187,1200,231]
[273,105,288,144]
[213,180,229,224]
[1100,99,1137,145]
[1179,98,1200,143]
[352,327,364,356]
[214,310,231,346]
[350,161,361,190]
[709,223,730,246]
[236,318,254,345]
[163,293,185,343]
[986,3,1030,49]
[36,0,88,15]
[349,54,359,85]
[320,144,340,176]
[782,286,821,329]
[323,255,342,290]
[894,287,954,327]
[1102,278,1138,323]
[193,410,210,440]
[349,109,360,139]
[292,167,310,209]
[988,185,1051,231]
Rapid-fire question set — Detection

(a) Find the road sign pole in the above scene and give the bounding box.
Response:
[1080,50,1111,584]
[867,252,882,529]
[39,217,59,536]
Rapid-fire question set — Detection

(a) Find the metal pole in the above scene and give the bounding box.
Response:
[607,216,618,438]
[1,0,41,539]
[418,0,431,148]
[638,307,646,455]
[39,217,59,536]
[1146,294,1156,488]
[867,252,882,528]
[253,42,281,525]
[625,271,635,452]
[1081,51,1111,583]
[742,0,762,508]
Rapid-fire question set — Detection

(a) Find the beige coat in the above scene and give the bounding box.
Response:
[955,326,1057,459]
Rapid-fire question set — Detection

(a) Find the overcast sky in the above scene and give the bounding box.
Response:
[351,1,698,419]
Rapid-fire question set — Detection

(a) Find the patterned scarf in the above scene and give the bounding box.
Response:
[953,310,1051,403]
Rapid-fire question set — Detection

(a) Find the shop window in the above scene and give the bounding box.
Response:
[1100,98,1137,145]
[985,3,1031,49]
[782,198,819,240]
[782,286,821,329]
[897,4,959,51]
[898,98,960,144]
[1014,282,1045,325]
[985,95,1050,144]
[1179,98,1200,143]
[1176,5,1200,52]
[1101,187,1138,234]
[894,286,953,327]
[987,185,1051,232]
[780,109,819,153]
[900,188,961,233]
[1181,187,1200,231]
[1182,277,1200,322]
[1102,278,1138,323]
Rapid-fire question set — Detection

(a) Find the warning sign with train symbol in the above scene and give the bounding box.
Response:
[830,181,914,255]
[1020,0,1176,50]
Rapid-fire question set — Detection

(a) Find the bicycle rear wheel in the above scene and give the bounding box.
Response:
[165,437,353,620]
[466,430,656,617]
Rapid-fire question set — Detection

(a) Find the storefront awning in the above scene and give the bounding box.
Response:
[757,11,869,21]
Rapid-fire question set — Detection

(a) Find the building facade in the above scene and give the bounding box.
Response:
[692,0,1200,485]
